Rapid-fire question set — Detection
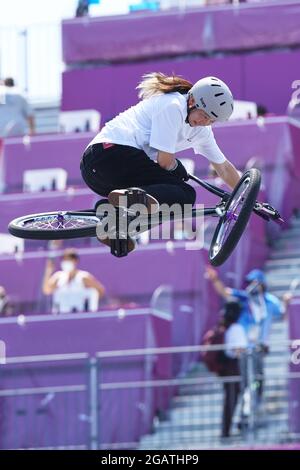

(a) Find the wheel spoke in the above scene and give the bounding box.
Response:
[212,177,251,256]
[22,214,99,231]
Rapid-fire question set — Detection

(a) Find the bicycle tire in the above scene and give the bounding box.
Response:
[209,169,261,266]
[8,211,99,240]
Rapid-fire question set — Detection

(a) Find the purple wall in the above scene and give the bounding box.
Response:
[3,118,299,316]
[3,118,300,209]
[0,189,97,234]
[212,119,300,226]
[0,309,172,448]
[0,245,213,369]
[2,133,92,192]
[62,2,300,63]
[0,309,170,358]
[62,56,242,120]
[62,50,300,118]
[0,195,269,380]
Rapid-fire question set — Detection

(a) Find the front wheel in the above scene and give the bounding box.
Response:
[209,169,261,266]
[8,211,100,240]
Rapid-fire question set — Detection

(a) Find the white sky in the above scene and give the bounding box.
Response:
[0,0,78,26]
[0,0,142,27]
[0,0,150,100]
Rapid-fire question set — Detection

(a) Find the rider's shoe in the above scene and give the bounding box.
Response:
[95,195,138,253]
[108,187,159,214]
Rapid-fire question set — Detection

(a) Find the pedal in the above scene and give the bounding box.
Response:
[108,188,159,214]
[110,237,129,258]
[109,206,129,257]
[126,188,148,207]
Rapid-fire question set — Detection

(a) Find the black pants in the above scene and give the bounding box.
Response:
[80,144,196,207]
[221,358,241,438]
[222,380,240,438]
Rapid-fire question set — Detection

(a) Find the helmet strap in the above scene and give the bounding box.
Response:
[185,95,197,125]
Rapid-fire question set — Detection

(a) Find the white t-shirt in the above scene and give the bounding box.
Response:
[52,270,93,314]
[89,92,226,164]
[224,323,248,359]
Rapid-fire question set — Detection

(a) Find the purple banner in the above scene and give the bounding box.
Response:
[62,2,300,64]
[288,299,300,435]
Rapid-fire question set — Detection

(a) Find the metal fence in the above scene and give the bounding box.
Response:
[0,340,299,449]
[0,353,91,449]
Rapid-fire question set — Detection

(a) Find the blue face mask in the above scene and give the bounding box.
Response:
[246,281,262,296]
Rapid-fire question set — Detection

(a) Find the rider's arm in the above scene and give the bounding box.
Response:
[211,160,241,190]
[42,259,59,295]
[205,266,232,300]
[157,150,177,170]
[83,274,106,299]
[27,115,35,135]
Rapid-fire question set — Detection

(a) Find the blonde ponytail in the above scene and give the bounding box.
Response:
[137,72,193,100]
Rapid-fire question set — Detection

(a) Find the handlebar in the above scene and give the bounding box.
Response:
[188,173,284,225]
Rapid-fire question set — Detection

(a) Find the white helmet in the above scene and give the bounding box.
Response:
[189,77,234,122]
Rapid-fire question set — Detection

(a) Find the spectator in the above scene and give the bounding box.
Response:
[42,248,105,314]
[220,300,247,439]
[76,0,89,17]
[256,104,267,117]
[0,286,14,317]
[205,266,291,404]
[0,77,35,137]
[256,103,275,118]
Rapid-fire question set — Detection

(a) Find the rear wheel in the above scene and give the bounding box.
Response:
[209,169,261,266]
[8,211,99,240]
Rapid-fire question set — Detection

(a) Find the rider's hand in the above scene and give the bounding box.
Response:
[282,292,293,306]
[46,258,55,269]
[205,266,219,282]
[254,201,284,224]
[169,159,189,181]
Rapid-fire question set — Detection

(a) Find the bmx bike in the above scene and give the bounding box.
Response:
[8,168,283,266]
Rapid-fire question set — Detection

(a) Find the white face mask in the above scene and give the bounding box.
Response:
[60,260,75,273]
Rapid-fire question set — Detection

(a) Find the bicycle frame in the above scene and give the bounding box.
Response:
[7,169,283,260]
[189,173,230,200]
[72,174,229,220]
[57,170,281,239]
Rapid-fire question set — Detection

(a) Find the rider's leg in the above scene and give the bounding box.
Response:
[139,182,196,207]
[80,143,196,207]
[82,156,136,252]
[80,144,196,252]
